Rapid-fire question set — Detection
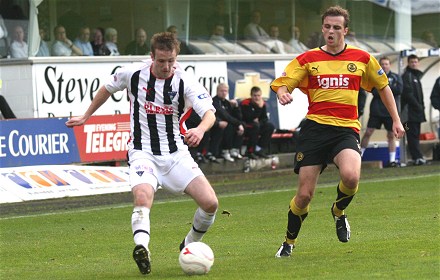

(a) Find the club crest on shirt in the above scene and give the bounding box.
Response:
[168,90,178,100]
[347,63,357,72]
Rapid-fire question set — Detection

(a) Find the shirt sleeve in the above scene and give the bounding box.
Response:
[105,66,131,94]
[361,55,389,92]
[271,57,308,93]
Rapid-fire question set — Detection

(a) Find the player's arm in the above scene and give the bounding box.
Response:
[185,109,215,147]
[378,85,405,138]
[65,85,112,127]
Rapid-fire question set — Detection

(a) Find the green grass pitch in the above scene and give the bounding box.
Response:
[1,173,439,279]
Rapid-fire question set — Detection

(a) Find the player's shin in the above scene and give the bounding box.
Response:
[132,206,151,248]
[185,207,216,244]
[332,181,358,217]
[286,197,309,245]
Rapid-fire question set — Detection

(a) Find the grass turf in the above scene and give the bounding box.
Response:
[0,173,439,279]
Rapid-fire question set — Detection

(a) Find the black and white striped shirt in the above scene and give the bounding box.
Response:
[105,61,215,155]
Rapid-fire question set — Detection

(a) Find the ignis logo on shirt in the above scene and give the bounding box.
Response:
[317,75,349,89]
[197,93,209,99]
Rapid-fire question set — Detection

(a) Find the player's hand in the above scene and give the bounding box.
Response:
[393,121,405,139]
[276,87,293,105]
[65,116,86,128]
[184,127,204,147]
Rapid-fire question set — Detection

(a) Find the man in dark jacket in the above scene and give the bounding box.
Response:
[240,86,275,158]
[430,77,440,138]
[401,54,426,165]
[360,56,403,167]
[209,83,245,161]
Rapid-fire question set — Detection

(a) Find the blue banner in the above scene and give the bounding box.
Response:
[0,118,81,167]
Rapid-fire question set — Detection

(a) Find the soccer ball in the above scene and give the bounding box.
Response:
[179,242,214,275]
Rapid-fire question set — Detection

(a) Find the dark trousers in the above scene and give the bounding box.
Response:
[209,124,243,156]
[245,121,275,153]
[406,121,423,160]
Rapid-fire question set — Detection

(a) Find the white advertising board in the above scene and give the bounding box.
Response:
[0,165,131,203]
[33,61,228,118]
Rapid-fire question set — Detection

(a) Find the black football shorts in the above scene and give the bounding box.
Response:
[294,119,361,174]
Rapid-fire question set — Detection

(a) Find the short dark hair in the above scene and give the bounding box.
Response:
[379,56,391,64]
[321,6,350,28]
[150,32,180,55]
[407,54,419,63]
[250,86,261,96]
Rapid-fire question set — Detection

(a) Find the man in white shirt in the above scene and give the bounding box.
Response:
[243,10,269,40]
[10,25,28,58]
[66,32,218,276]
[51,25,83,56]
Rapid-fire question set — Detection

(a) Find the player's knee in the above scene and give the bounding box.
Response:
[295,192,313,207]
[341,175,359,189]
[203,197,218,213]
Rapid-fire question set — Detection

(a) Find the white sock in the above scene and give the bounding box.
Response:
[132,206,151,249]
[389,152,396,162]
[361,147,366,157]
[185,207,216,245]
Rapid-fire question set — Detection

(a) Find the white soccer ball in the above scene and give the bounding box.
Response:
[179,242,214,275]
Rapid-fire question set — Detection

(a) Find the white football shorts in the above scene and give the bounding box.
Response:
[128,149,203,194]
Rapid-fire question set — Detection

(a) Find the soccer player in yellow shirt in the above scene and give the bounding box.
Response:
[272,6,405,257]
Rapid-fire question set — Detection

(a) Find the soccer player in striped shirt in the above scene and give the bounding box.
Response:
[66,32,218,274]
[271,6,405,257]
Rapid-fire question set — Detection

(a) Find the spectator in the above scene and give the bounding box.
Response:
[36,28,50,56]
[306,31,324,49]
[51,25,83,56]
[0,15,8,58]
[268,24,287,54]
[288,25,308,52]
[210,83,245,162]
[243,10,269,40]
[91,27,110,56]
[207,0,237,40]
[10,25,27,58]
[105,27,120,56]
[421,31,439,48]
[401,54,427,165]
[430,76,440,137]
[166,25,192,54]
[73,26,93,56]
[357,87,367,118]
[360,57,403,167]
[240,86,275,159]
[209,23,251,54]
[186,110,212,164]
[125,28,149,55]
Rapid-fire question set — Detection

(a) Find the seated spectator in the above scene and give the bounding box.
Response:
[185,110,213,164]
[268,25,288,54]
[36,28,50,56]
[421,31,439,47]
[166,25,192,54]
[209,23,251,54]
[51,25,83,56]
[73,26,94,56]
[0,15,9,58]
[240,86,275,159]
[104,27,120,56]
[91,27,110,56]
[210,83,245,162]
[125,28,149,55]
[306,31,324,49]
[243,10,269,40]
[10,25,28,58]
[288,25,308,52]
